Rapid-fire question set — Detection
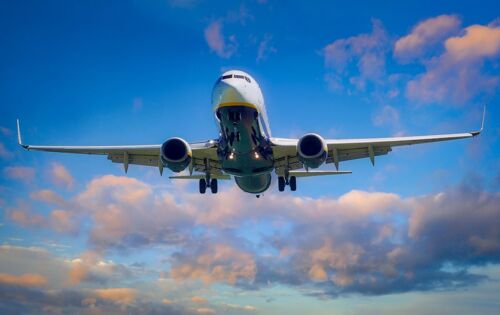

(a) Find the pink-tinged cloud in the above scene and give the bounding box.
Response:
[0,273,48,287]
[93,288,137,304]
[323,19,389,91]
[8,204,46,228]
[50,163,74,189]
[3,166,35,183]
[171,243,256,284]
[394,15,461,62]
[204,20,237,58]
[445,23,500,60]
[406,20,500,104]
[191,296,208,303]
[0,142,13,159]
[196,308,215,314]
[30,189,69,208]
[50,210,77,234]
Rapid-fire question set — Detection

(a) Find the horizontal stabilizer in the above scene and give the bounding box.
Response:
[289,170,352,177]
[169,174,231,180]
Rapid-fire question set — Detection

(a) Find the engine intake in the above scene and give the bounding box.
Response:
[161,137,192,172]
[297,133,327,168]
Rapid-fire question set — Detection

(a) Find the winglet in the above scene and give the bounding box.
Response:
[471,106,486,137]
[16,119,28,149]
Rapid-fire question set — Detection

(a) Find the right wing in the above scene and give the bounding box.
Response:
[271,108,484,171]
[17,120,221,175]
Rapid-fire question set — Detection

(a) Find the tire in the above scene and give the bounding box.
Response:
[278,176,285,192]
[199,179,207,194]
[210,178,218,194]
[289,176,297,191]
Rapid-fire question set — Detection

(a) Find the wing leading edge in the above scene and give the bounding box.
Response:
[271,107,485,171]
[16,119,220,174]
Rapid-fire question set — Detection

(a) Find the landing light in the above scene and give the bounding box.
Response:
[254,152,260,159]
[229,152,235,160]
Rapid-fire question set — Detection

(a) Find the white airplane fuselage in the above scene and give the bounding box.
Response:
[211,70,275,193]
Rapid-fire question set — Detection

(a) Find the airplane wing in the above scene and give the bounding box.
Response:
[16,120,221,175]
[271,108,485,172]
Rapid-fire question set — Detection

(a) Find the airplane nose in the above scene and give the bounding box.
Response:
[215,81,247,104]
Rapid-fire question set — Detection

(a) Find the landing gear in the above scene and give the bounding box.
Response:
[278,176,285,192]
[210,179,218,194]
[199,178,218,194]
[199,178,207,194]
[278,175,297,192]
[289,176,296,191]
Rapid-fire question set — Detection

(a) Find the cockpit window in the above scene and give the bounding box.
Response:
[218,74,251,83]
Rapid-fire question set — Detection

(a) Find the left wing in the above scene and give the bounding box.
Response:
[17,119,220,174]
[271,108,484,172]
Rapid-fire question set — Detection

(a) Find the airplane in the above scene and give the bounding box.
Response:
[17,70,485,197]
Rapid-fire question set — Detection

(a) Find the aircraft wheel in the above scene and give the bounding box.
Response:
[210,178,218,194]
[289,176,297,191]
[278,176,285,192]
[199,179,207,194]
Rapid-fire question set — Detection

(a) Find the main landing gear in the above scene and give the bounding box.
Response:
[278,175,296,192]
[199,178,218,194]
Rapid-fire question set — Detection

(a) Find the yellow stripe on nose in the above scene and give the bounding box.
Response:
[214,102,258,111]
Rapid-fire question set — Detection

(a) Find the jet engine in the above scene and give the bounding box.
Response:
[297,133,327,168]
[160,137,192,172]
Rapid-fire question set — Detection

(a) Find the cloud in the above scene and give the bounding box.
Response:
[75,175,194,251]
[8,203,46,228]
[3,166,35,183]
[30,189,69,208]
[171,243,256,284]
[0,273,48,287]
[204,20,237,58]
[0,142,13,159]
[93,288,137,305]
[4,173,500,300]
[50,163,74,189]
[196,308,215,314]
[68,251,133,286]
[406,20,500,104]
[372,104,403,134]
[323,19,390,91]
[191,296,208,303]
[257,34,277,62]
[0,126,11,136]
[394,15,461,62]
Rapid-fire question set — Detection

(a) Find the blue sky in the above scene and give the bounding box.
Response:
[1,1,499,314]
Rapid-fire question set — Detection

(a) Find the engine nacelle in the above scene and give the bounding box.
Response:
[297,133,327,169]
[160,137,192,173]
